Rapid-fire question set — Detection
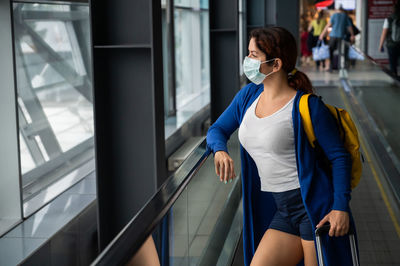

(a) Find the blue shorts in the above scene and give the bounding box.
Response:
[268,188,314,241]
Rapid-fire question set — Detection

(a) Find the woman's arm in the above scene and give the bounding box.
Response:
[380,18,389,51]
[379,28,389,51]
[206,85,247,155]
[319,21,331,40]
[308,96,352,212]
[309,96,352,237]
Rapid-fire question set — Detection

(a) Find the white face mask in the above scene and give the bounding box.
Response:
[243,56,277,84]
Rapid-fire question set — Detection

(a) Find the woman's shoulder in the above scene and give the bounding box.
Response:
[307,94,332,120]
[307,94,324,108]
[236,82,261,100]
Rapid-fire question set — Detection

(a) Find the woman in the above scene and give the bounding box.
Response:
[309,10,328,70]
[206,27,357,266]
[379,1,400,77]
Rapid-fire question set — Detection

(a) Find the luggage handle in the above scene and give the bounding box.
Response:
[314,223,359,266]
[315,222,355,236]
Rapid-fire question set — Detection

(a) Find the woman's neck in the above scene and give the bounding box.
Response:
[261,72,295,100]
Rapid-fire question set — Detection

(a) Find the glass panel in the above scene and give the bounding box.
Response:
[170,187,190,265]
[174,2,210,127]
[0,0,22,237]
[108,135,242,264]
[200,0,208,9]
[185,153,238,264]
[200,11,210,89]
[186,132,241,264]
[12,3,95,216]
[347,55,399,158]
[175,0,195,8]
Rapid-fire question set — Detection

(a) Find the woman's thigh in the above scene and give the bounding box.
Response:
[301,239,318,266]
[250,229,303,266]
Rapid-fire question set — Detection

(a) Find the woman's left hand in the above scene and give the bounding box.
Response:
[316,210,349,237]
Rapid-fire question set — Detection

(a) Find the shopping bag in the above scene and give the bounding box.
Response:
[312,40,330,61]
[348,45,364,60]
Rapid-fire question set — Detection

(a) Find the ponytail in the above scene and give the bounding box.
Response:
[288,70,314,94]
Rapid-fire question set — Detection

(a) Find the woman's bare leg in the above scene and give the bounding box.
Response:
[126,236,160,266]
[250,229,303,266]
[301,239,318,266]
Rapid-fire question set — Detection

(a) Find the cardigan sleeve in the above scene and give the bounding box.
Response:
[309,96,352,212]
[206,85,247,156]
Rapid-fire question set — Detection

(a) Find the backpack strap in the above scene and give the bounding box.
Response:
[299,94,317,148]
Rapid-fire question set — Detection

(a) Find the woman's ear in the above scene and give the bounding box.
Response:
[273,58,283,71]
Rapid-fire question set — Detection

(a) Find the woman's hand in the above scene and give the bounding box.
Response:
[214,151,236,183]
[316,210,349,237]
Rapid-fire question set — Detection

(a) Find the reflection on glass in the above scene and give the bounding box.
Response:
[13,3,94,215]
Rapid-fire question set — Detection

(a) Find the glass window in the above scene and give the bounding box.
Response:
[239,0,245,76]
[12,3,94,217]
[173,1,210,126]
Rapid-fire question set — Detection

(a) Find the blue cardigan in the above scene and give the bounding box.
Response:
[206,83,358,266]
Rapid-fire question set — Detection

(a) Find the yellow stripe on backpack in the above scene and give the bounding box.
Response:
[299,94,362,190]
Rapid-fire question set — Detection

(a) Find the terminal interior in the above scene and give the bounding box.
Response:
[0,0,400,265]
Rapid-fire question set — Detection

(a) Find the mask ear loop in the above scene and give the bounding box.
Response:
[260,58,277,64]
[260,58,279,79]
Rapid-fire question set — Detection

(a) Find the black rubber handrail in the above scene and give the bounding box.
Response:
[91,137,210,266]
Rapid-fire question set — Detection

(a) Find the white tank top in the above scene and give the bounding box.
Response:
[238,94,300,192]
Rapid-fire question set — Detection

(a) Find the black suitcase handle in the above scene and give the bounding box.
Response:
[315,222,355,236]
[314,222,359,266]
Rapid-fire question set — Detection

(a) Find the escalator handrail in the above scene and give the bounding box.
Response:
[91,137,211,266]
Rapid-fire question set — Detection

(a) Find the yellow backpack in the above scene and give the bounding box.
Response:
[299,94,362,190]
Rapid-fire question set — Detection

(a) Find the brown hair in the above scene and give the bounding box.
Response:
[249,27,313,94]
[317,10,324,24]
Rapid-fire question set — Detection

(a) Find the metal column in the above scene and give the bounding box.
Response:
[0,0,23,236]
[90,0,166,250]
[275,0,299,45]
[210,0,240,122]
[246,0,299,51]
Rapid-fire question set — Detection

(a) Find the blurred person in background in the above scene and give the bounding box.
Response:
[301,22,312,66]
[379,1,400,77]
[320,5,355,71]
[344,13,359,69]
[309,10,328,71]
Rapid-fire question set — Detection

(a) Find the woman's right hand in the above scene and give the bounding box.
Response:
[214,151,237,183]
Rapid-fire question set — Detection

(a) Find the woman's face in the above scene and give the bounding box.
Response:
[247,37,272,75]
